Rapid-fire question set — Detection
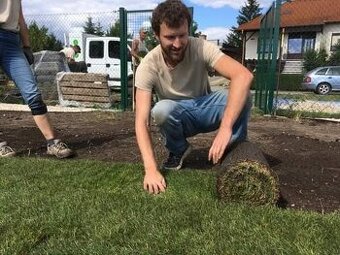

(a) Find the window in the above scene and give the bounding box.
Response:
[109,41,120,59]
[287,33,316,55]
[328,67,340,75]
[315,68,327,75]
[89,41,104,58]
[330,33,340,51]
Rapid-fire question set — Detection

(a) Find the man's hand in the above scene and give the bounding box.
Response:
[208,128,232,164]
[143,170,167,194]
[23,46,34,65]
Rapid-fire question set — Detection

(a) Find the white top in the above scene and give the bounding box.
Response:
[135,37,224,100]
[60,47,76,62]
[0,0,21,32]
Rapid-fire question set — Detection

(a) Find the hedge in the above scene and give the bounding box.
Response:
[252,74,304,91]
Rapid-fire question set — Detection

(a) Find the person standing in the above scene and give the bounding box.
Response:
[131,28,149,69]
[0,0,74,158]
[131,28,149,108]
[134,0,253,194]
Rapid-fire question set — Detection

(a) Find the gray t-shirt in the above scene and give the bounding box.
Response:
[135,37,224,100]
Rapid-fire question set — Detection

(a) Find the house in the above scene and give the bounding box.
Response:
[237,0,340,74]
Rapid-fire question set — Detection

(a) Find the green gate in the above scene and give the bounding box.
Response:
[255,0,281,114]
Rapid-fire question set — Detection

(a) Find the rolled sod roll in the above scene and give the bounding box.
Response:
[216,141,279,206]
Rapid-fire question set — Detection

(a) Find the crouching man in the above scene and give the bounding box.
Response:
[134,0,253,194]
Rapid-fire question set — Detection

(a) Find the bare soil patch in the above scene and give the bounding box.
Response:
[1,110,339,213]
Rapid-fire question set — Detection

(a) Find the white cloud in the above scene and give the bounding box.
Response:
[188,0,273,9]
[200,27,230,42]
[22,0,159,15]
[23,0,274,15]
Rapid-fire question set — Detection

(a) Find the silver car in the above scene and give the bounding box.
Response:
[302,66,340,95]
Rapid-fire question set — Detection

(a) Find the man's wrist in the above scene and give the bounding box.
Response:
[144,162,159,174]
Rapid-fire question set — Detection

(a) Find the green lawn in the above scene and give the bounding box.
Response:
[0,158,339,254]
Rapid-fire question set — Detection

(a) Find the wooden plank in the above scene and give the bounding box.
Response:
[59,81,108,89]
[62,94,111,103]
[74,101,112,108]
[61,73,108,82]
[61,87,110,97]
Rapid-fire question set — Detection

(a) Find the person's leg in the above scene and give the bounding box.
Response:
[2,32,55,139]
[152,99,191,155]
[152,89,252,155]
[32,114,55,140]
[0,31,17,157]
[1,31,73,158]
[78,61,88,73]
[68,62,77,72]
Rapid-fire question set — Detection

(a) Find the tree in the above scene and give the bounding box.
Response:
[224,0,261,48]
[45,34,63,51]
[28,21,63,52]
[83,17,96,35]
[83,17,104,36]
[106,20,120,37]
[190,21,200,37]
[106,20,132,39]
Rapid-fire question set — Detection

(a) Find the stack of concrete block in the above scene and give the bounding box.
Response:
[33,51,70,83]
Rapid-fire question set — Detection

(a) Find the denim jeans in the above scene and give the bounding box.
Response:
[0,29,46,114]
[151,89,252,155]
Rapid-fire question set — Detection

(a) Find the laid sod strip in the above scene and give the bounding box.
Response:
[216,141,279,206]
[0,158,340,254]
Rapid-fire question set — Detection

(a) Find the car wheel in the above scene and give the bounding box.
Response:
[316,83,331,95]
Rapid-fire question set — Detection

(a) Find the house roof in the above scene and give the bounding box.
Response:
[237,0,340,31]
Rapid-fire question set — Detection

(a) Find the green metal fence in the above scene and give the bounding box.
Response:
[1,6,197,111]
[255,0,281,114]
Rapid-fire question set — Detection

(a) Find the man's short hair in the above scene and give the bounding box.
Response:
[151,0,192,36]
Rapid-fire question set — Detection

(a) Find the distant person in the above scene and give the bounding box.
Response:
[60,45,87,73]
[131,28,149,70]
[0,0,74,158]
[131,28,149,106]
[134,0,253,194]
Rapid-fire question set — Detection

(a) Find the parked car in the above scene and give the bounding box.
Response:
[302,66,340,95]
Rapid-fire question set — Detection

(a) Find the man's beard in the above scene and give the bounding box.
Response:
[161,44,186,67]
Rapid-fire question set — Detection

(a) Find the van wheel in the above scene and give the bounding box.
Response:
[316,83,331,95]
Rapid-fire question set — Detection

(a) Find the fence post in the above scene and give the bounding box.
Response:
[255,0,281,114]
[267,0,282,113]
[119,7,128,110]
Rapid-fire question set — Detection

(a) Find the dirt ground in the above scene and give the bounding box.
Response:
[0,110,339,213]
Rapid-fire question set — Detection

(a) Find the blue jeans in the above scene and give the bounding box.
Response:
[0,29,46,115]
[151,90,252,155]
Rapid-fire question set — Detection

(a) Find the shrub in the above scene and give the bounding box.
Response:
[328,43,340,66]
[303,49,327,72]
[252,73,303,91]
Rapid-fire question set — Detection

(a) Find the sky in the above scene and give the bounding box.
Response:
[22,0,273,43]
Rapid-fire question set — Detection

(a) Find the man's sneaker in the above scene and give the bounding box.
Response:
[162,144,192,170]
[47,139,74,159]
[0,141,16,157]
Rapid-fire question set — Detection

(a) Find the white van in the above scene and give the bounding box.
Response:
[85,37,133,87]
